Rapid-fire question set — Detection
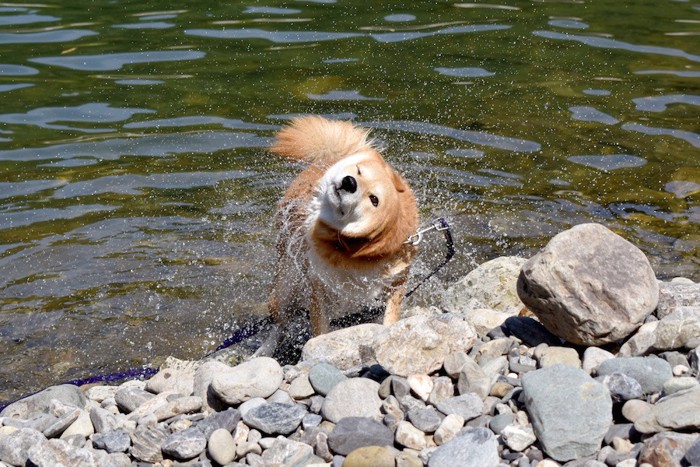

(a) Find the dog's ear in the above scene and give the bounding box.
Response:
[391,168,408,193]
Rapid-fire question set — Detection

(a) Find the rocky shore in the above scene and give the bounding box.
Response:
[0,223,699,467]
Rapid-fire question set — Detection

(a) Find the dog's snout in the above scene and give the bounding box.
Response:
[340,175,357,193]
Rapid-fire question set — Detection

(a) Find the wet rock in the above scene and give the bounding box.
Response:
[439,256,527,315]
[321,377,382,423]
[521,364,612,461]
[92,429,131,453]
[596,356,672,394]
[211,357,283,405]
[517,223,658,345]
[0,427,47,466]
[428,427,500,467]
[242,402,307,436]
[301,323,383,370]
[161,427,207,461]
[0,385,86,420]
[308,362,347,396]
[207,428,236,466]
[327,417,394,456]
[435,393,484,421]
[373,314,476,377]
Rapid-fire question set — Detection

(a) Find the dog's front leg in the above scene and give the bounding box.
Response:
[309,279,330,336]
[383,270,410,326]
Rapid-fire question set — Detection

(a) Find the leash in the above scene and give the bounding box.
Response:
[404,217,455,298]
[1,219,454,410]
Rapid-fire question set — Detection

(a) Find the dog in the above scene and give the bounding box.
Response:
[265,116,419,349]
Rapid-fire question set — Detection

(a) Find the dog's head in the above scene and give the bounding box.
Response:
[316,151,415,256]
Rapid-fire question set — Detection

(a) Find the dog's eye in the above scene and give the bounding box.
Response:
[369,194,379,207]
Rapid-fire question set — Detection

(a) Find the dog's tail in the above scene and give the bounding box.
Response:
[270,116,375,164]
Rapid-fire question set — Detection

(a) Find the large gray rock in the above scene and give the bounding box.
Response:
[521,364,612,462]
[327,417,394,456]
[1,385,86,420]
[321,378,382,423]
[428,427,499,467]
[161,427,207,461]
[210,357,283,405]
[372,314,476,377]
[596,356,672,395]
[517,223,659,345]
[301,323,383,370]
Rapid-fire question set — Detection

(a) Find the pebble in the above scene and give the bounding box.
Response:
[1,228,698,467]
[207,428,236,465]
[321,377,382,423]
[308,362,347,396]
[241,402,307,435]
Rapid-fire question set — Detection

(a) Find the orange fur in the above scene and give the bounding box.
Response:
[268,116,419,338]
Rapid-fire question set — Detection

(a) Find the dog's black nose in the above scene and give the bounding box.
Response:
[340,175,357,193]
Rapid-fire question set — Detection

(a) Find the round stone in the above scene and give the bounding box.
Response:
[207,428,236,466]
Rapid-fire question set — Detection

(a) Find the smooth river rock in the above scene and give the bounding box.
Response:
[210,356,283,405]
[521,364,612,462]
[517,223,659,345]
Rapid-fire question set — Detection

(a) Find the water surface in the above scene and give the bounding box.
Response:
[0,0,698,403]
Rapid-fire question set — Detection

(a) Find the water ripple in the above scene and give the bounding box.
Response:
[0,131,271,162]
[435,67,495,78]
[632,94,700,112]
[0,103,154,132]
[568,154,646,171]
[124,116,278,131]
[30,50,206,71]
[365,120,541,153]
[0,64,39,75]
[53,171,255,199]
[533,30,700,63]
[0,30,97,44]
[569,106,619,124]
[0,13,59,26]
[622,122,700,148]
[307,90,384,101]
[0,205,117,230]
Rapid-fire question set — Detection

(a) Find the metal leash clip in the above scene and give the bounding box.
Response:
[406,217,449,246]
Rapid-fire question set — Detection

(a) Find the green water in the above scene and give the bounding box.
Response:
[0,0,698,402]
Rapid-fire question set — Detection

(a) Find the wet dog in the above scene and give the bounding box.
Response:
[264,116,419,354]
